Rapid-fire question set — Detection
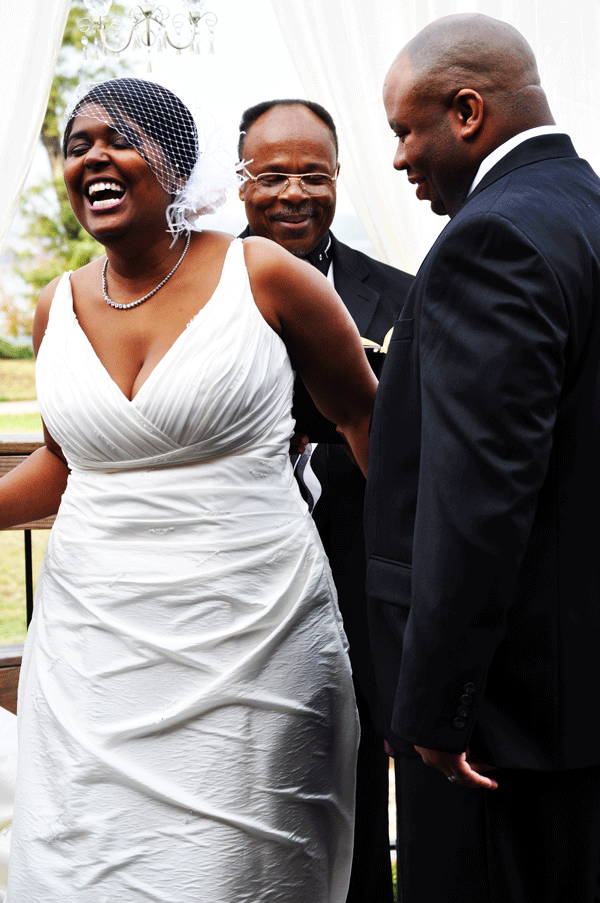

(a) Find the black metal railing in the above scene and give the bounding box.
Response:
[1,436,52,626]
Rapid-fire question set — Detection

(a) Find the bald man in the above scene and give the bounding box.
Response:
[364,14,600,903]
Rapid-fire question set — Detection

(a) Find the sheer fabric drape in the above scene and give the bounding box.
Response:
[0,0,70,252]
[271,0,600,273]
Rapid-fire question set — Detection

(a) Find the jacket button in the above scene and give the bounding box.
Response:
[452,718,466,730]
[457,707,470,719]
[463,683,476,694]
[460,694,473,706]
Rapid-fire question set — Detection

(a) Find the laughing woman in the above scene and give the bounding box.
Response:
[2,78,376,903]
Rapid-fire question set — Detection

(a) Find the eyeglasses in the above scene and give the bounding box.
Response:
[242,167,338,196]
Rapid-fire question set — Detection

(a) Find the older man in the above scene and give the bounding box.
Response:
[238,99,413,903]
[365,13,600,903]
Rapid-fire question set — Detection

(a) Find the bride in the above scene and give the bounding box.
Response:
[2,77,377,902]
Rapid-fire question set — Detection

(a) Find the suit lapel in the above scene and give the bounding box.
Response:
[330,235,380,338]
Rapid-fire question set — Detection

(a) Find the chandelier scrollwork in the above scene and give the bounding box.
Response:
[78,0,217,64]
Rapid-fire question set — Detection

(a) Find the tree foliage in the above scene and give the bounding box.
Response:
[0,335,34,360]
[15,179,104,301]
[0,284,34,346]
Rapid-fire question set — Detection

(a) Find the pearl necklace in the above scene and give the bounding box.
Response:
[102,232,191,310]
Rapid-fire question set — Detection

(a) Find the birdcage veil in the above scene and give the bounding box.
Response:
[63,76,242,237]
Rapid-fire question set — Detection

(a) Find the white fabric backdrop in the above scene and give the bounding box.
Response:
[271,0,600,274]
[0,0,70,253]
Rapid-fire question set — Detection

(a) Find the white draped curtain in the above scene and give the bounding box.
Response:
[271,0,600,274]
[0,0,70,253]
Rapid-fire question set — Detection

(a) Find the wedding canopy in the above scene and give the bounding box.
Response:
[1,0,599,274]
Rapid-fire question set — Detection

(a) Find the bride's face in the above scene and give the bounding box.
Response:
[63,104,175,244]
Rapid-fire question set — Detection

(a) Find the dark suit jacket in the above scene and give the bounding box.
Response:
[365,134,600,770]
[328,233,413,341]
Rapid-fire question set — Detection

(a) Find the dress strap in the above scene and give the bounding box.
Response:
[45,272,75,332]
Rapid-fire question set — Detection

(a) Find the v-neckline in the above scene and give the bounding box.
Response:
[65,239,237,404]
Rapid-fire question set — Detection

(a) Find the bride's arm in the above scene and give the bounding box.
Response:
[0,444,69,529]
[0,278,69,530]
[243,237,378,477]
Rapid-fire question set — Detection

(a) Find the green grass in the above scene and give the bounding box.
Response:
[0,359,36,402]
[0,530,48,644]
[0,413,43,434]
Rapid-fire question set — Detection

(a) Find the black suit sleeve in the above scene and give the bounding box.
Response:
[394,212,570,752]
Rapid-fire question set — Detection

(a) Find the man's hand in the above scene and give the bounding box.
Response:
[289,433,309,456]
[414,746,498,789]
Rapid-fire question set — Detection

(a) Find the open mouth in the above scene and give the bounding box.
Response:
[272,205,315,225]
[272,212,314,228]
[85,181,126,210]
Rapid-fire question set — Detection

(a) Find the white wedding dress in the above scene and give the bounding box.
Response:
[7,239,358,903]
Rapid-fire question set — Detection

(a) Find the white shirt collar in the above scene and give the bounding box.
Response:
[467,125,565,197]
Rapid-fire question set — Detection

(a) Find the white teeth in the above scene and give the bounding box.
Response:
[91,197,122,209]
[88,181,124,196]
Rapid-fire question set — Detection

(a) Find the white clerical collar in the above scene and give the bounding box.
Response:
[467,125,565,197]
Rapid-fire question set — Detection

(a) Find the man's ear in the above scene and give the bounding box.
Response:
[450,89,484,139]
[238,183,246,200]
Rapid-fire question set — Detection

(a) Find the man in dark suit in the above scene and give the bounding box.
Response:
[238,99,413,903]
[365,12,600,903]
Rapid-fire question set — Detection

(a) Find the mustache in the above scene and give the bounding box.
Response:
[270,204,315,219]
